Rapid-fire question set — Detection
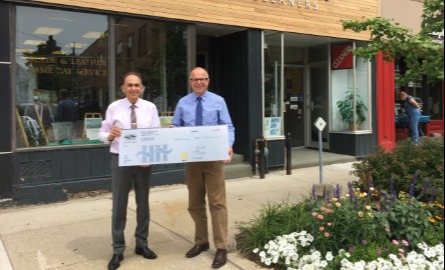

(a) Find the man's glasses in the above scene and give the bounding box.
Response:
[190,78,209,82]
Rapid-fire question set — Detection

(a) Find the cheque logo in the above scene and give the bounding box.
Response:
[137,145,173,163]
[123,134,137,140]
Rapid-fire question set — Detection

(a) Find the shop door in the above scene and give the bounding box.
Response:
[307,64,329,148]
[284,66,305,147]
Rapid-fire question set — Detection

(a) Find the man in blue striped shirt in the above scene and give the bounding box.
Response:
[172,67,235,268]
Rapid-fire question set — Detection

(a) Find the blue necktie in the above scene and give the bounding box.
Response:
[195,97,203,126]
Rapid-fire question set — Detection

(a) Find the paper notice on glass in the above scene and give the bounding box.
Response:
[119,125,229,166]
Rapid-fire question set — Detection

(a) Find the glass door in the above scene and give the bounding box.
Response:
[307,64,329,148]
[284,66,305,146]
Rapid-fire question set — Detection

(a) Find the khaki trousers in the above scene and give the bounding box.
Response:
[185,161,228,249]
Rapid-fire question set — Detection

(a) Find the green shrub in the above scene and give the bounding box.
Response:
[237,184,444,269]
[236,199,312,255]
[351,137,444,204]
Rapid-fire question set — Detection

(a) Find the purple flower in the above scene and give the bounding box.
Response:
[389,178,395,194]
[429,187,437,203]
[348,182,354,203]
[361,240,368,245]
[349,246,356,253]
[335,184,341,199]
[412,173,419,186]
[409,183,415,199]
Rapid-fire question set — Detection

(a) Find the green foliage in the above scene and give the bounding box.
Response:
[344,241,405,263]
[237,183,444,269]
[236,199,312,255]
[379,191,434,247]
[306,196,388,255]
[238,137,444,269]
[336,90,368,125]
[351,137,444,204]
[341,0,444,85]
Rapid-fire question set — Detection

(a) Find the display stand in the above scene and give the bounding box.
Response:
[83,112,102,139]
[16,106,48,147]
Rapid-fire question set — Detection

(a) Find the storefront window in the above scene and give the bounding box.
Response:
[331,42,371,132]
[14,7,189,148]
[114,17,188,127]
[263,31,283,138]
[15,6,108,148]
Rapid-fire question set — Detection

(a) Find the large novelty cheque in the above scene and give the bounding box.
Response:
[119,125,229,166]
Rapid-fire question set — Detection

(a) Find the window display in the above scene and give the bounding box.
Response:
[15,6,108,147]
[14,6,189,148]
[331,43,371,132]
[263,31,283,138]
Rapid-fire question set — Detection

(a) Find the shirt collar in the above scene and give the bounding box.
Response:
[124,97,140,107]
[193,91,208,100]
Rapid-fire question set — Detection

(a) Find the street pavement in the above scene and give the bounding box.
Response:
[0,161,358,270]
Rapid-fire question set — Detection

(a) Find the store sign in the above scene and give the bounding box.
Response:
[331,43,353,70]
[258,0,320,10]
[24,56,107,76]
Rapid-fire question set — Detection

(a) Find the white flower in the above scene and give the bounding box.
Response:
[325,251,334,261]
[253,232,443,270]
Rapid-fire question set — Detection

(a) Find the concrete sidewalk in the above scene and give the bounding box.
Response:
[0,162,358,270]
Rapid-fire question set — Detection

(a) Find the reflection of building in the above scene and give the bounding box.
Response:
[0,1,443,204]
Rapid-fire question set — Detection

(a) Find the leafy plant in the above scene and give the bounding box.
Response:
[351,137,444,204]
[237,180,444,269]
[236,199,312,254]
[336,90,368,128]
[342,0,444,85]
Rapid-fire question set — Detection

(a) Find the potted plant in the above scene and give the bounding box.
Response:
[336,90,368,130]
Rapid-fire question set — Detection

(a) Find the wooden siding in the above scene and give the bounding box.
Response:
[28,0,377,40]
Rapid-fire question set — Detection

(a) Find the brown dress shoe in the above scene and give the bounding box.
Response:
[212,249,227,269]
[185,242,210,258]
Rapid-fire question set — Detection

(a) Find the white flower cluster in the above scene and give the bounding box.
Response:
[253,231,444,270]
[253,231,333,269]
[339,242,444,270]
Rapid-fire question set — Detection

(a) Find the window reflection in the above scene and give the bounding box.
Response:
[114,17,188,124]
[15,6,108,147]
[263,31,283,137]
[14,6,189,147]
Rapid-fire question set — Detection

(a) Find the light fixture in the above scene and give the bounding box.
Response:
[82,32,104,39]
[33,27,63,35]
[23,40,45,46]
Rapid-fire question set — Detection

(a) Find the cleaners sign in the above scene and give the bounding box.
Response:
[331,43,353,70]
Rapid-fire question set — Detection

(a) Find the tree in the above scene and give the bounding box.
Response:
[342,0,444,86]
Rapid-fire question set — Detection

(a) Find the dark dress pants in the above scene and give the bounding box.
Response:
[111,154,152,254]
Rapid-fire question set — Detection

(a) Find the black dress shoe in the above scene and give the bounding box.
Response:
[185,242,210,258]
[107,254,123,270]
[135,246,158,259]
[212,249,227,269]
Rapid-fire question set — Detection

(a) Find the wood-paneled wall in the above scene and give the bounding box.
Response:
[28,0,377,40]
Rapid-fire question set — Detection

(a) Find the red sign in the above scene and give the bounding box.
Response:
[331,43,353,70]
